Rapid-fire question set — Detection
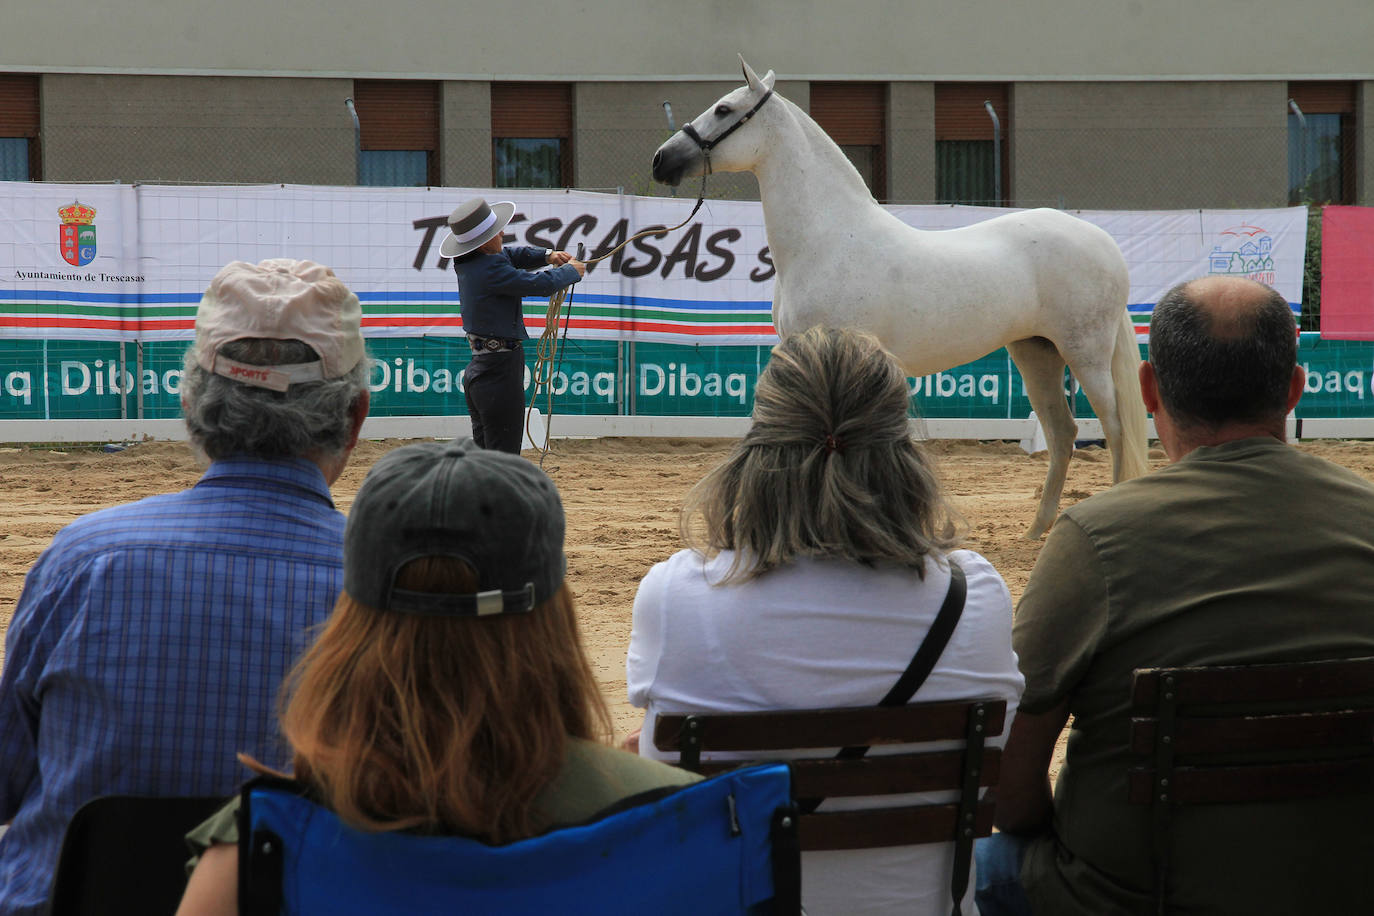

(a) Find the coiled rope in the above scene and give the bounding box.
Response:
[526,177,707,467]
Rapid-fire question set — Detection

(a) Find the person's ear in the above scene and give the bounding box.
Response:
[1138,361,1161,414]
[1286,365,1305,413]
[346,390,370,450]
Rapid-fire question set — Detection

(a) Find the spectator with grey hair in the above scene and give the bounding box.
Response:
[978,276,1374,915]
[626,325,1025,916]
[0,259,370,915]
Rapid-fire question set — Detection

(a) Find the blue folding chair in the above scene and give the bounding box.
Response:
[238,763,800,915]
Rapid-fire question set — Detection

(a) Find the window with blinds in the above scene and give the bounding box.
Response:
[0,75,40,181]
[491,83,572,188]
[352,80,439,187]
[811,83,886,199]
[1288,82,1356,205]
[935,84,1008,206]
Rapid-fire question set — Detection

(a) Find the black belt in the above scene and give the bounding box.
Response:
[468,335,522,352]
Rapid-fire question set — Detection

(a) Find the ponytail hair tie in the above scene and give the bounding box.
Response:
[825,434,843,454]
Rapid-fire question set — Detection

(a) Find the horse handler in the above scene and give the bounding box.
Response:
[441,197,585,453]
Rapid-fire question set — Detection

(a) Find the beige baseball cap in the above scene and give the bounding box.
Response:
[193,259,365,391]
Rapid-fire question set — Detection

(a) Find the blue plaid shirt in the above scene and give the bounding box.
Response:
[0,458,346,914]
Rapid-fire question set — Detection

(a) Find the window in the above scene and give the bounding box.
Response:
[491,83,571,188]
[935,84,1008,206]
[810,83,887,199]
[1288,82,1356,205]
[352,80,439,187]
[0,75,40,181]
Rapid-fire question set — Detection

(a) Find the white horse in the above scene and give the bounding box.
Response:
[652,57,1149,538]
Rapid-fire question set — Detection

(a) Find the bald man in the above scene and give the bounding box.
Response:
[976,277,1374,915]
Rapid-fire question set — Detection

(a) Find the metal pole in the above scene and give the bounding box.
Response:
[118,341,127,420]
[1288,99,1306,201]
[344,98,361,185]
[662,102,677,198]
[984,100,1002,206]
[136,340,144,421]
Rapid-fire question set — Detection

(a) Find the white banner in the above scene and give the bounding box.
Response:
[0,182,1307,345]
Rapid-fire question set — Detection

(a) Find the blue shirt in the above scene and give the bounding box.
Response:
[0,458,345,914]
[454,245,581,340]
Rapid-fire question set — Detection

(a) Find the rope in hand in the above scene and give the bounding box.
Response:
[525,175,708,467]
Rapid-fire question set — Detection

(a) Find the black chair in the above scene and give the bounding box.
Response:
[1128,655,1374,913]
[48,794,227,916]
[653,698,1006,916]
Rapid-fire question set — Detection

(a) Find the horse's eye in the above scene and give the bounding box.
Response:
[715,105,732,117]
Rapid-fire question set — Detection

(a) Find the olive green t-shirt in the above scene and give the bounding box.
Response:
[1013,438,1374,915]
[186,738,699,867]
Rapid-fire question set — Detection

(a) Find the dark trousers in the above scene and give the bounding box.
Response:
[462,347,526,453]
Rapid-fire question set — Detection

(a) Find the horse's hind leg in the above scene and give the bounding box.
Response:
[1068,360,1126,481]
[1007,337,1077,539]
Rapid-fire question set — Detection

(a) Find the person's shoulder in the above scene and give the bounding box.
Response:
[946,545,1012,591]
[454,250,501,272]
[567,739,701,792]
[946,547,1004,581]
[539,739,700,827]
[1055,465,1164,526]
[45,488,192,557]
[1285,444,1374,490]
[644,548,712,580]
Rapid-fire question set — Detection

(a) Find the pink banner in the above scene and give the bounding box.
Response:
[1320,206,1374,340]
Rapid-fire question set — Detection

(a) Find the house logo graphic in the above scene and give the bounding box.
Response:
[59,201,97,267]
[1208,223,1275,285]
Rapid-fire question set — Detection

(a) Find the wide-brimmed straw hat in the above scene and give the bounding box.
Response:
[439,198,516,259]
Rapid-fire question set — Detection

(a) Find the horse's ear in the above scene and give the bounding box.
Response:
[739,54,774,92]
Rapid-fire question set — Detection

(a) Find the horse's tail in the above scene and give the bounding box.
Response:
[1111,308,1150,480]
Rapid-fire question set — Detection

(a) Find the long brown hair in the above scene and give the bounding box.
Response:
[682,325,959,582]
[275,557,612,844]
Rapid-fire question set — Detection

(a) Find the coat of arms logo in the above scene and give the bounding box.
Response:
[59,201,97,267]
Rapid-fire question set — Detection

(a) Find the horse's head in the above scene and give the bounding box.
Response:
[652,55,777,186]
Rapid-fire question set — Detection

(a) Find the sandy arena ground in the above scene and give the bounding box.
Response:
[5,436,1374,745]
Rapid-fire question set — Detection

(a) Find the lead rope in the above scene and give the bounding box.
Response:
[525,174,708,468]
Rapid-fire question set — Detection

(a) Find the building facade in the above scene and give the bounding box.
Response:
[1,0,1369,208]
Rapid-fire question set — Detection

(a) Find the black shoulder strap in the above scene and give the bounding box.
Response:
[834,560,966,762]
[877,559,967,708]
[797,560,968,815]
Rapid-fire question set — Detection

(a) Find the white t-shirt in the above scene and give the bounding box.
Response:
[627,548,1024,916]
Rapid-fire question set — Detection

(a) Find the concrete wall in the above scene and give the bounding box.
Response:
[1010,81,1289,209]
[42,75,355,184]
[570,81,813,199]
[887,82,936,203]
[19,72,1355,211]
[439,81,490,189]
[3,1,1372,81]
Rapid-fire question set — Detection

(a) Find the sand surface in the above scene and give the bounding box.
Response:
[6,435,1374,745]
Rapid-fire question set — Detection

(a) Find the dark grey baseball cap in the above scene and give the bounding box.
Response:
[343,440,566,616]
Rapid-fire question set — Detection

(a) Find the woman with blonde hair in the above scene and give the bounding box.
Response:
[179,441,696,913]
[627,325,1025,916]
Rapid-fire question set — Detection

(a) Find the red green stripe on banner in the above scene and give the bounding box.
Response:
[0,297,777,338]
[0,316,194,331]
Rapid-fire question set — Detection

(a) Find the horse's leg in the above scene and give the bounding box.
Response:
[1007,337,1076,540]
[1068,361,1126,480]
[1063,312,1150,484]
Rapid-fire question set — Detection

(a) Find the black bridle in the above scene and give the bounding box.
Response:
[680,88,774,174]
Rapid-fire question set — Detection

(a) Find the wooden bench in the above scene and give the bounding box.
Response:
[653,699,1006,915]
[1128,655,1374,909]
